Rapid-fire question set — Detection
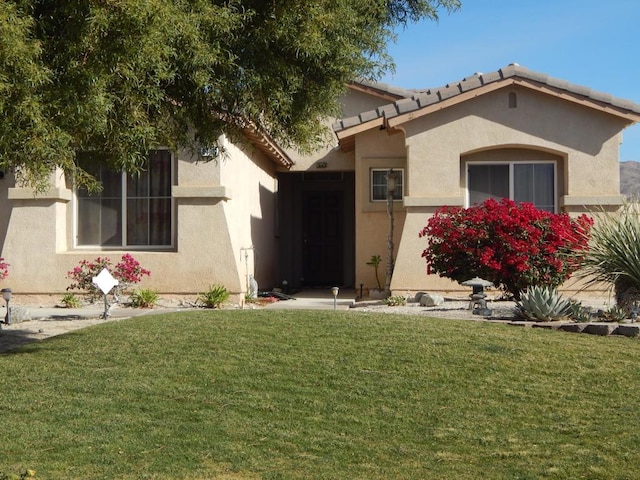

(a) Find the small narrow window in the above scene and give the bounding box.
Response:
[508,91,518,108]
[371,168,404,202]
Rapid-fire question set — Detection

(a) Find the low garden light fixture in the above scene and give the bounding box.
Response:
[199,146,219,159]
[1,288,12,325]
[331,286,339,310]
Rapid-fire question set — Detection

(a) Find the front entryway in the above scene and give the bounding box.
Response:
[277,172,355,290]
[303,190,344,286]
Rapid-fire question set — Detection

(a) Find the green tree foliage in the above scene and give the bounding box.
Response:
[1,0,459,190]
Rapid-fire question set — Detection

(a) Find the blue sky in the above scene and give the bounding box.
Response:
[380,0,640,161]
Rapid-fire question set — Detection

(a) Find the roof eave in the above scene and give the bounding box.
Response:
[512,78,640,124]
[243,126,295,169]
[334,117,385,151]
[348,81,410,102]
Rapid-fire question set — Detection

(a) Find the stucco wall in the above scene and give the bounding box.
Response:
[402,86,626,201]
[0,137,278,296]
[219,138,279,291]
[360,86,628,295]
[353,129,407,292]
[284,89,393,172]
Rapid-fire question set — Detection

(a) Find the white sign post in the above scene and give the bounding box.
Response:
[92,268,119,318]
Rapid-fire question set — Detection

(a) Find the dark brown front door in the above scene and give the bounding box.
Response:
[303,190,343,286]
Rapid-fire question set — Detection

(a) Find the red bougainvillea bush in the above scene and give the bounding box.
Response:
[419,198,593,298]
[67,253,150,298]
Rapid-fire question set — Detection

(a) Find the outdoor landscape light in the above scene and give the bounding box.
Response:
[1,288,12,325]
[386,169,398,194]
[331,286,339,310]
[199,146,219,159]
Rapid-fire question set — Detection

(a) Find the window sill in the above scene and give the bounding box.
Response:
[8,187,72,202]
[560,195,624,207]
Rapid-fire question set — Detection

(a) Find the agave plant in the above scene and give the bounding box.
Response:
[514,286,572,322]
[567,300,593,323]
[577,203,640,314]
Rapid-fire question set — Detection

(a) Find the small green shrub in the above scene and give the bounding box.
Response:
[60,292,81,308]
[366,254,383,290]
[600,306,629,323]
[0,469,36,480]
[198,284,229,309]
[567,301,593,323]
[385,295,407,306]
[514,286,572,322]
[129,288,159,308]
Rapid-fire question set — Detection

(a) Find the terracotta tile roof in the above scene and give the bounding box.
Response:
[334,63,640,139]
[243,125,294,169]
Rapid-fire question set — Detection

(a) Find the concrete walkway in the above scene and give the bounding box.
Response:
[260,288,356,310]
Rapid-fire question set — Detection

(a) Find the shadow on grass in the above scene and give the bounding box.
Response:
[0,328,43,354]
[0,325,85,355]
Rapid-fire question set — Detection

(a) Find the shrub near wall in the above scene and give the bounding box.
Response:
[67,254,150,300]
[419,199,592,298]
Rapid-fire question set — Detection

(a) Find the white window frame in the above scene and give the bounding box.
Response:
[370,168,404,202]
[74,150,175,250]
[466,161,557,213]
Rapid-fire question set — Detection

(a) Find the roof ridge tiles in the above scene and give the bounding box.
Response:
[333,64,640,135]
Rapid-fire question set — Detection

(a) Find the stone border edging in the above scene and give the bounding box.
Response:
[508,320,640,337]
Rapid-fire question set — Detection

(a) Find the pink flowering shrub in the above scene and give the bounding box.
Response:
[419,198,593,299]
[0,258,9,280]
[67,254,150,298]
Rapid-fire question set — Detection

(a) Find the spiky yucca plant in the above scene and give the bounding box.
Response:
[514,286,572,322]
[198,284,230,309]
[578,203,640,314]
[129,288,159,308]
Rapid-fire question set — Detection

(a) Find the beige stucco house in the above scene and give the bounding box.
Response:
[1,64,639,298]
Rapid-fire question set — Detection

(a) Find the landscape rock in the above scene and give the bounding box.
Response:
[558,323,587,334]
[420,293,444,307]
[8,307,31,324]
[615,324,640,337]
[584,323,617,336]
[413,292,426,304]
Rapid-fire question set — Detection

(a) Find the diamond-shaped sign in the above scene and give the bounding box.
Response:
[92,268,119,295]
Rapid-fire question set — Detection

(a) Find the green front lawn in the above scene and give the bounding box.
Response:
[1,310,639,479]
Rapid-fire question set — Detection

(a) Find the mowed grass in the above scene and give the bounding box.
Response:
[1,309,640,479]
